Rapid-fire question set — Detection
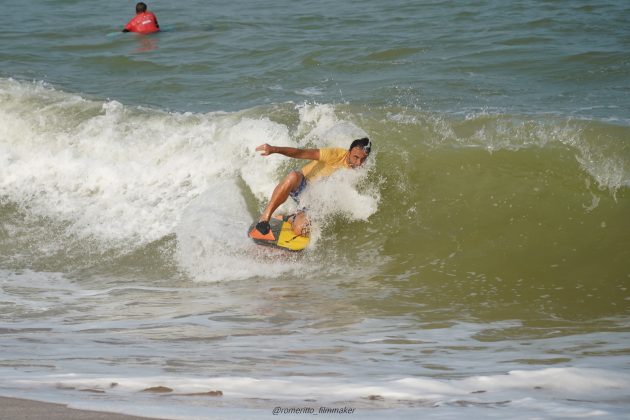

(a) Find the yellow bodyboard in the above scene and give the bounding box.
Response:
[248,215,310,252]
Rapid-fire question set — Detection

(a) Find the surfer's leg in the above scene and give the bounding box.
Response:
[259,171,304,223]
[292,211,310,236]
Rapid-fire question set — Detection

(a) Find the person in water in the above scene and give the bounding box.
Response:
[252,137,372,237]
[123,2,160,34]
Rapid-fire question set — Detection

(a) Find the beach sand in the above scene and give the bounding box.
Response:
[0,396,165,420]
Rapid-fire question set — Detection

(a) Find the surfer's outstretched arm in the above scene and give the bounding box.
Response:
[255,144,320,161]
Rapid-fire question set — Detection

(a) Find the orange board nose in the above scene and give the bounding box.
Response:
[248,227,275,241]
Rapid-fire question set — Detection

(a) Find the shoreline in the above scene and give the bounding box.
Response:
[0,396,166,420]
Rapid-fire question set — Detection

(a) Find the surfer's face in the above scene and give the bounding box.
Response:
[347,147,369,168]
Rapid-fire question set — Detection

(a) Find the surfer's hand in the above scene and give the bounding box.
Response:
[256,143,273,156]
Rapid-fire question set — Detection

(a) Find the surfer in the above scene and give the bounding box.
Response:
[253,137,371,236]
[122,2,160,34]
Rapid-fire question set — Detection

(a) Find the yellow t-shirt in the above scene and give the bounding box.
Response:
[300,147,350,181]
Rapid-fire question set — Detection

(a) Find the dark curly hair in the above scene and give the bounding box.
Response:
[349,137,371,155]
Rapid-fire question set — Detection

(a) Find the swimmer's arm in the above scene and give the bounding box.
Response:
[255,144,320,160]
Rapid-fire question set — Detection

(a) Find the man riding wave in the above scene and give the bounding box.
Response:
[252,137,372,237]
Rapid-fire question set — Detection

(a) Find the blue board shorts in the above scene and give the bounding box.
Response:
[289,176,307,204]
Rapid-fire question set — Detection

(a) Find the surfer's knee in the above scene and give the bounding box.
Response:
[271,171,300,196]
[284,171,303,189]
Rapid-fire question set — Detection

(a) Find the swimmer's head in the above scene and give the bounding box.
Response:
[136,2,148,13]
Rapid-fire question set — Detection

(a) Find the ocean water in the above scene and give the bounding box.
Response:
[1,0,629,419]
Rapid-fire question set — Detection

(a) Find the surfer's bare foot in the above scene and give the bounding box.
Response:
[255,221,271,235]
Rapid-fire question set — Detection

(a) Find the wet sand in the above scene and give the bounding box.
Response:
[0,396,165,420]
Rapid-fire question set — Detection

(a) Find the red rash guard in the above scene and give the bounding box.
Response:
[124,12,159,34]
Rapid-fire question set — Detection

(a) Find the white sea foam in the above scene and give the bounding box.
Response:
[298,166,379,241]
[296,103,367,146]
[173,179,304,281]
[1,367,628,419]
